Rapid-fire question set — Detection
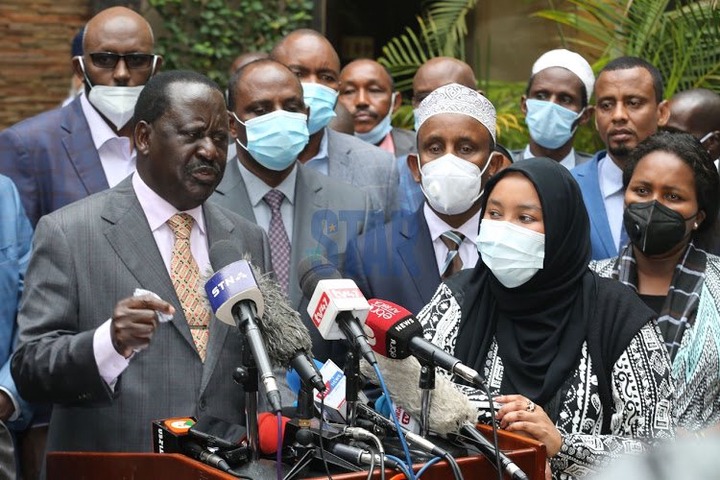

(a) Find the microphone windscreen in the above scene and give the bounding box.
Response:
[257,412,290,455]
[361,355,477,436]
[253,265,313,365]
[297,255,341,299]
[209,240,241,271]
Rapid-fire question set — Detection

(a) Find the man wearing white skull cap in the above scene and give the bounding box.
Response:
[513,48,595,169]
[345,83,504,314]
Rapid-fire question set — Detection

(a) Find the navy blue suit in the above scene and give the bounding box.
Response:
[571,151,618,260]
[344,207,441,315]
[0,96,108,227]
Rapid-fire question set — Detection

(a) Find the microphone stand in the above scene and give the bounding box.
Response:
[234,338,260,461]
[344,349,360,427]
[418,362,435,438]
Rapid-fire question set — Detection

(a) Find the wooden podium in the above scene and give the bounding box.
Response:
[48,426,545,480]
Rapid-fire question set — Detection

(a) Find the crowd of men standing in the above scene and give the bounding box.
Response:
[1,5,720,480]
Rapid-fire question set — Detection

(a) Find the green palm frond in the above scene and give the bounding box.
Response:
[535,0,720,97]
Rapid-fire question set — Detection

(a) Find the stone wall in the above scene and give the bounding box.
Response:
[0,1,90,129]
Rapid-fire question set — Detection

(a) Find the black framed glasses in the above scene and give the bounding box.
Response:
[88,52,157,70]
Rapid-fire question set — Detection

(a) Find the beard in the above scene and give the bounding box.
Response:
[608,142,631,161]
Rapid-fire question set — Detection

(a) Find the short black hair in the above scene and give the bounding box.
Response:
[623,131,720,234]
[599,56,664,103]
[227,58,301,111]
[134,70,222,124]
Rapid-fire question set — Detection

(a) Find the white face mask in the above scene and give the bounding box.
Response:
[476,219,545,288]
[77,56,152,130]
[419,153,489,215]
[87,85,144,130]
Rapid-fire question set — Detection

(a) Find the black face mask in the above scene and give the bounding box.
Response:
[623,200,696,256]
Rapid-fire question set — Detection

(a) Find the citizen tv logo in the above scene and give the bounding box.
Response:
[328,287,363,299]
[312,292,330,327]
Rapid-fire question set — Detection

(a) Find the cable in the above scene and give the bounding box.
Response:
[472,379,502,480]
[372,363,416,480]
[443,453,464,480]
[414,456,442,479]
[276,411,283,480]
[365,446,376,480]
[318,396,334,480]
[385,455,412,479]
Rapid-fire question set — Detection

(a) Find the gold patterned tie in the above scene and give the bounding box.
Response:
[167,213,211,361]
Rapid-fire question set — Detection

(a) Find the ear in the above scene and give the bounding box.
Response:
[484,150,503,179]
[578,105,594,126]
[520,95,528,115]
[72,56,85,81]
[656,99,670,127]
[695,209,706,231]
[407,154,421,184]
[134,120,152,155]
[228,110,240,140]
[391,91,403,114]
[152,55,164,75]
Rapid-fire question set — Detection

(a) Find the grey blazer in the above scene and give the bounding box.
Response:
[511,146,593,167]
[11,176,272,453]
[390,128,416,158]
[325,129,399,216]
[211,161,374,362]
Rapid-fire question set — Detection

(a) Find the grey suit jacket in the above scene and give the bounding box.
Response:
[11,176,271,453]
[211,161,374,362]
[390,128,416,158]
[325,129,399,217]
[511,146,593,167]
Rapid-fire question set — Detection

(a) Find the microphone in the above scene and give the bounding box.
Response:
[205,241,281,413]
[362,355,528,480]
[365,299,483,387]
[257,412,402,470]
[297,256,376,366]
[152,417,235,473]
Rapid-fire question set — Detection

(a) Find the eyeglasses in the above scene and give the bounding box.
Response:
[88,52,157,70]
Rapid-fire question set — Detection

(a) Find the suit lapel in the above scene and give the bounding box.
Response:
[397,208,440,303]
[579,156,616,257]
[198,203,239,394]
[326,130,352,180]
[61,98,109,196]
[289,166,326,307]
[214,159,257,222]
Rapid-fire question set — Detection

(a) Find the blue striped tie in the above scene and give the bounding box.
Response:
[440,230,465,279]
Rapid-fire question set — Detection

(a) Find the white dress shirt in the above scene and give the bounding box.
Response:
[523,144,578,170]
[80,93,136,187]
[304,128,330,175]
[598,153,625,250]
[424,203,481,275]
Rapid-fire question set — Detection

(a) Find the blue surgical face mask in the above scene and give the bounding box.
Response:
[302,82,338,134]
[355,92,396,145]
[233,110,309,171]
[525,99,584,150]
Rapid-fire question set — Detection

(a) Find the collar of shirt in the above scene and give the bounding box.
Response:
[79,92,130,154]
[304,128,330,175]
[378,130,395,154]
[424,202,482,273]
[598,151,624,200]
[523,144,577,170]
[236,160,298,207]
[132,172,206,235]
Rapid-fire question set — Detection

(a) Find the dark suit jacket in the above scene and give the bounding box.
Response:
[11,177,271,453]
[211,161,374,362]
[344,206,441,315]
[390,128,416,158]
[0,96,108,227]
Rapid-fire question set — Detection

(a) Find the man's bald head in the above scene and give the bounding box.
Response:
[412,57,476,107]
[271,29,341,74]
[667,88,720,161]
[83,7,154,52]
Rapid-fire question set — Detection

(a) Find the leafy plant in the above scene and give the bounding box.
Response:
[145,0,313,85]
[535,0,720,96]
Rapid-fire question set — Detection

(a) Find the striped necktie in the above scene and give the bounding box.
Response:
[440,230,465,279]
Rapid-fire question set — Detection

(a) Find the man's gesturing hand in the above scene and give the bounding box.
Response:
[111,295,175,358]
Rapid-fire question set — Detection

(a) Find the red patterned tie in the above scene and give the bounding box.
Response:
[167,213,211,361]
[263,189,291,292]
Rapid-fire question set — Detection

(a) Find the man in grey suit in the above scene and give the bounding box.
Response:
[11,71,271,455]
[214,59,373,362]
[513,48,595,169]
[271,30,399,217]
[338,59,416,158]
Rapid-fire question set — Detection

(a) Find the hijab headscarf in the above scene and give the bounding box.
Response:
[454,157,593,405]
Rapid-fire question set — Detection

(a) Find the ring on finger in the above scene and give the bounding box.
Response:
[526,400,536,413]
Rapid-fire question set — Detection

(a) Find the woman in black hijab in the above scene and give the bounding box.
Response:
[418,157,674,478]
